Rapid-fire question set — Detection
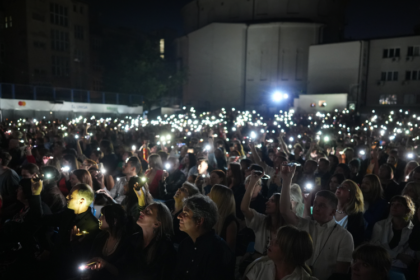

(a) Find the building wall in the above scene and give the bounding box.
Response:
[245,22,322,108]
[366,36,420,107]
[182,23,247,109]
[307,41,366,102]
[182,0,349,42]
[0,0,90,89]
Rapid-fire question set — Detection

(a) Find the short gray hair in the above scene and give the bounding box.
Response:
[183,195,218,231]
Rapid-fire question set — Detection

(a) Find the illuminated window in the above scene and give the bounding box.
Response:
[4,16,12,28]
[379,95,397,105]
[160,39,165,59]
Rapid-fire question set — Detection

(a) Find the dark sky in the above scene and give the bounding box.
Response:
[90,0,420,38]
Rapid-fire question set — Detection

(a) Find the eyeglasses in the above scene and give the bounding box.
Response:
[336,185,351,192]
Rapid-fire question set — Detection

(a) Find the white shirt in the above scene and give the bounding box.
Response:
[334,215,349,229]
[246,257,318,280]
[106,176,129,204]
[371,217,415,269]
[297,217,354,280]
[245,209,270,254]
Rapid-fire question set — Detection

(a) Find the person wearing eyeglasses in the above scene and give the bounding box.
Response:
[334,180,366,247]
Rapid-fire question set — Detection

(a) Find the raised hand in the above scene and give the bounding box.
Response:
[279,163,296,182]
[31,176,43,196]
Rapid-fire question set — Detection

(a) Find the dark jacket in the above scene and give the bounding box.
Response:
[160,169,186,197]
[118,232,176,280]
[173,230,235,280]
[363,198,388,240]
[409,223,420,251]
[347,212,366,248]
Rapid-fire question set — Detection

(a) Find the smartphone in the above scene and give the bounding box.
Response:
[286,162,301,167]
[187,149,194,153]
[254,170,263,175]
[177,143,186,148]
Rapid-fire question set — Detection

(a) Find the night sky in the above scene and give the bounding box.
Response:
[90,0,420,38]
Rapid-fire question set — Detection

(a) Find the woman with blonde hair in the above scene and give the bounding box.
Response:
[371,195,416,272]
[209,184,238,251]
[361,174,388,239]
[245,225,316,280]
[334,179,366,247]
[145,154,164,198]
[290,184,304,217]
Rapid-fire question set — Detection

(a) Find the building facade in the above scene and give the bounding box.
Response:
[307,36,420,110]
[176,0,350,109]
[0,0,90,89]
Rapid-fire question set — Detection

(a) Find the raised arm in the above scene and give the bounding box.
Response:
[249,142,266,169]
[278,133,291,156]
[279,164,299,226]
[240,171,263,221]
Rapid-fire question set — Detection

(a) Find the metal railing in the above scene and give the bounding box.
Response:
[0,83,144,106]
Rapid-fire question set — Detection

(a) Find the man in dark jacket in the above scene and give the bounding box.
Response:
[29,180,99,279]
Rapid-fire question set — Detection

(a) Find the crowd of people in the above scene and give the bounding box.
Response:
[0,106,419,280]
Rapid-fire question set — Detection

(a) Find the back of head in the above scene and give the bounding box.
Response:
[0,151,12,167]
[22,163,39,176]
[181,182,200,196]
[183,195,218,231]
[148,154,163,170]
[40,165,61,182]
[363,174,384,203]
[276,226,313,269]
[19,178,33,200]
[100,139,114,154]
[127,156,142,174]
[352,244,391,279]
[315,190,338,209]
[101,204,127,238]
[72,169,93,187]
[210,184,236,234]
[73,183,94,206]
[336,163,351,178]
[342,180,364,215]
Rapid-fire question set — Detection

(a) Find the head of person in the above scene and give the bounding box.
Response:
[240,158,251,173]
[137,202,173,241]
[334,163,351,179]
[214,147,226,160]
[273,155,288,170]
[303,160,317,175]
[348,159,361,175]
[329,173,346,192]
[178,195,218,236]
[99,204,127,238]
[328,155,339,172]
[16,178,33,204]
[412,166,420,183]
[389,195,416,222]
[317,158,329,174]
[293,144,303,157]
[89,150,103,162]
[0,151,12,167]
[290,184,304,217]
[21,163,39,179]
[336,180,364,215]
[165,157,179,172]
[233,141,244,156]
[389,149,399,160]
[82,159,97,171]
[265,193,281,217]
[123,156,142,175]
[52,141,64,157]
[174,182,200,202]
[197,158,209,175]
[360,174,384,203]
[148,153,163,170]
[378,164,394,181]
[99,140,114,154]
[69,169,93,188]
[402,181,420,204]
[405,161,419,178]
[244,175,262,199]
[267,225,313,274]
[66,184,94,214]
[183,153,197,170]
[386,155,397,166]
[62,154,79,172]
[343,147,354,160]
[158,151,169,163]
[209,170,227,186]
[351,244,391,280]
[208,184,236,235]
[313,190,338,224]
[227,162,242,186]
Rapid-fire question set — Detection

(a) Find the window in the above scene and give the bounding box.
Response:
[52,56,69,76]
[74,25,84,40]
[159,39,165,59]
[382,71,399,81]
[407,46,420,56]
[404,94,416,104]
[51,29,69,51]
[379,95,397,105]
[0,43,4,63]
[50,3,68,26]
[34,41,46,49]
[405,70,420,81]
[383,48,400,58]
[74,49,84,62]
[4,16,12,28]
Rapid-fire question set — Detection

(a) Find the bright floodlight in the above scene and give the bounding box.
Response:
[273,91,287,102]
